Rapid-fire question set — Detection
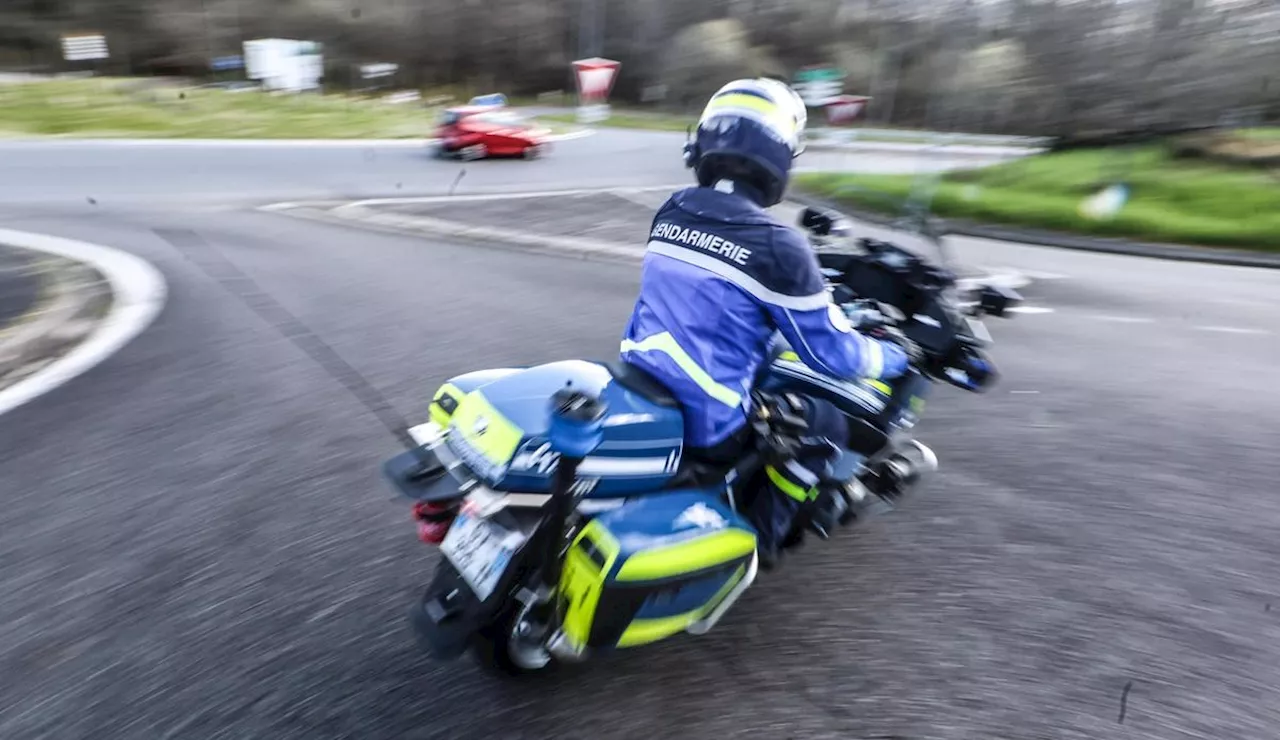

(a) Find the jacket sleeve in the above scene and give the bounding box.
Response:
[761,229,909,381]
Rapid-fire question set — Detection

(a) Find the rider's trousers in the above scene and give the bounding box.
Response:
[748,394,849,552]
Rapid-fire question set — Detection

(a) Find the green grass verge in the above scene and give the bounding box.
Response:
[793,144,1280,252]
[0,77,442,139]
[536,110,695,133]
[1237,127,1280,141]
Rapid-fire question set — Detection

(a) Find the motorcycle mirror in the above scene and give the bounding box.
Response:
[799,206,834,236]
[978,284,1022,318]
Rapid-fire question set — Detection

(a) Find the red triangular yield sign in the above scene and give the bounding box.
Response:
[572,58,621,103]
[825,95,871,125]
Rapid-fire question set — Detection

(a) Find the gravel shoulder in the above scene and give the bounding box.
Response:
[0,243,113,393]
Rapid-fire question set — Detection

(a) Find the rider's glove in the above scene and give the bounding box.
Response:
[841,300,890,331]
[867,326,924,368]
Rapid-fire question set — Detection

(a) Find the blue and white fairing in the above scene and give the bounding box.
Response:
[429,360,686,498]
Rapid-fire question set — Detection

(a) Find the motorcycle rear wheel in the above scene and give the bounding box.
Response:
[471,597,556,677]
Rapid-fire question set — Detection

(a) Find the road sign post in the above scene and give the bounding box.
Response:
[572,57,620,124]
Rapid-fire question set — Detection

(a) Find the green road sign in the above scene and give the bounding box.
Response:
[794,67,845,83]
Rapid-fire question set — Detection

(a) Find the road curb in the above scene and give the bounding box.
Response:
[0,230,168,417]
[0,255,111,386]
[262,193,1026,290]
[790,190,1280,271]
[945,222,1280,270]
[321,202,644,263]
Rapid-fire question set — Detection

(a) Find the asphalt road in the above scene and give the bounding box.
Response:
[1,135,1279,740]
[0,130,1016,208]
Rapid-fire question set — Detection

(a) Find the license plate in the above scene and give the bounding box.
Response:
[439,511,527,601]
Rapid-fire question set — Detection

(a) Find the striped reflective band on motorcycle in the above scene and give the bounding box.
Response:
[766,459,820,503]
[620,332,744,408]
[777,349,888,395]
[770,359,886,414]
[865,378,892,395]
[616,562,747,648]
[614,528,757,582]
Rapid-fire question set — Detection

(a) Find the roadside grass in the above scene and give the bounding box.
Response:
[536,110,695,133]
[1237,127,1280,141]
[793,144,1280,251]
[0,77,442,138]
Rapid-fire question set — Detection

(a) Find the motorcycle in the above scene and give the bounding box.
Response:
[381,205,1021,675]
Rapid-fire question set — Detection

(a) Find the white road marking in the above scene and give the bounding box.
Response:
[257,201,320,212]
[264,192,1041,297]
[956,270,1031,291]
[1015,270,1070,280]
[1192,325,1270,335]
[330,184,689,211]
[1084,315,1156,324]
[1007,305,1055,314]
[0,229,168,417]
[1010,390,1040,395]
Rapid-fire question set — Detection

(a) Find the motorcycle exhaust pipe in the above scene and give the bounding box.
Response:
[545,629,591,663]
[838,479,894,525]
[885,439,939,490]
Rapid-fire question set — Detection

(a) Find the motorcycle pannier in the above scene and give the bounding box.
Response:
[557,490,757,652]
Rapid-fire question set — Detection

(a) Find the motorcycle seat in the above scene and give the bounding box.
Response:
[602,360,681,409]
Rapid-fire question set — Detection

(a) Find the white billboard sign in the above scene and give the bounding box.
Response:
[62,34,109,62]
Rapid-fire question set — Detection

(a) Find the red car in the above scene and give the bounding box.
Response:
[432,107,551,161]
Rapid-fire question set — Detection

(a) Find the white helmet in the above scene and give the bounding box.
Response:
[683,78,810,206]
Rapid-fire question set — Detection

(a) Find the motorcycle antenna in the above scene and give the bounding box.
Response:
[153,228,437,470]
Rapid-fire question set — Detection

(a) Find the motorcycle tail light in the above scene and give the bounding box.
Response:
[412,501,457,545]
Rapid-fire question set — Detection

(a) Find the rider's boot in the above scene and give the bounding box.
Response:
[861,443,936,510]
[807,480,855,537]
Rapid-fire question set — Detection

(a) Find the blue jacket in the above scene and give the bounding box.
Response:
[620,181,909,449]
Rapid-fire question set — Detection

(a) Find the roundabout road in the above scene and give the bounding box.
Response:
[0,129,1012,207]
[1,130,1278,740]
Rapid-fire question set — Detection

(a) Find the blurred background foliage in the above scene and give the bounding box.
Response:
[2,0,1278,136]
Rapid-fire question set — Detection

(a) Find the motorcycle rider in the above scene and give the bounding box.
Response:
[620,78,918,568]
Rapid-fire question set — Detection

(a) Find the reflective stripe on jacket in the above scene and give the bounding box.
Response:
[620,181,908,448]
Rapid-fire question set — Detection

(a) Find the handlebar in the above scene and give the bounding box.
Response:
[838,295,999,393]
[798,204,1017,394]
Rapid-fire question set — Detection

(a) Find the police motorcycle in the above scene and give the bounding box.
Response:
[381,206,1021,676]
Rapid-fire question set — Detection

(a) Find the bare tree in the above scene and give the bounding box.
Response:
[3,0,1277,133]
